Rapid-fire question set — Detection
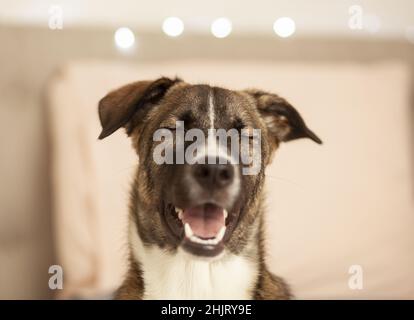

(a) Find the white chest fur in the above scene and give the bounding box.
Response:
[129,222,258,300]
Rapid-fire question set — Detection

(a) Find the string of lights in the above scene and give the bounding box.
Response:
[114,16,296,50]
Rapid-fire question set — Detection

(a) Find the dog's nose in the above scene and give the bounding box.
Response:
[192,160,234,189]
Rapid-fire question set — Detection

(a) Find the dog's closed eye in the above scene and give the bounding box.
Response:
[160,126,177,131]
[233,118,257,139]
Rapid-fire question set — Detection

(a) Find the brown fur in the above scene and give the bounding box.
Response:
[98,77,321,300]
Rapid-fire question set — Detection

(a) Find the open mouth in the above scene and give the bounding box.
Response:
[165,203,230,257]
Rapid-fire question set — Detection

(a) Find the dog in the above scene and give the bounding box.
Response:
[98,77,321,299]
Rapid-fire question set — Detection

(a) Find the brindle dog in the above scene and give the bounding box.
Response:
[98,77,321,299]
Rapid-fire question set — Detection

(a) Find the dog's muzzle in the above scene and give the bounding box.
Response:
[164,156,241,257]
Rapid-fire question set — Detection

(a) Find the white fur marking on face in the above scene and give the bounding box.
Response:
[209,91,215,129]
[188,90,239,204]
[129,219,258,300]
[205,91,233,163]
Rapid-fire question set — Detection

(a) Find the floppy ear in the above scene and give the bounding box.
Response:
[245,89,322,144]
[98,77,181,139]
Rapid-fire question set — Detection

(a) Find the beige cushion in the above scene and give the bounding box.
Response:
[47,60,414,299]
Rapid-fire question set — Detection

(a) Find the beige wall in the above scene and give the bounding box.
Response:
[0,25,413,298]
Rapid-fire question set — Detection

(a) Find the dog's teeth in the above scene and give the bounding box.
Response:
[216,226,226,242]
[184,223,193,237]
[176,208,183,219]
[223,209,228,220]
[187,226,226,246]
[190,235,202,244]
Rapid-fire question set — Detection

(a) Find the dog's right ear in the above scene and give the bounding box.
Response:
[98,77,181,139]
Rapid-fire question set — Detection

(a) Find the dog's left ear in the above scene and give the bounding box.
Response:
[98,77,181,139]
[245,89,322,144]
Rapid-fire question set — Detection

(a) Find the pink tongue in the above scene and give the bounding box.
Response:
[182,204,225,238]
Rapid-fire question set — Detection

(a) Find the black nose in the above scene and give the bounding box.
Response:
[192,160,234,189]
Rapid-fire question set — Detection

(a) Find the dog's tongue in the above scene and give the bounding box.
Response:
[182,204,225,238]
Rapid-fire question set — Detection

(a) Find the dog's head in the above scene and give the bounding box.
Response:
[98,77,321,258]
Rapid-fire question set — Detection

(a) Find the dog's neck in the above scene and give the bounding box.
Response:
[129,216,260,299]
